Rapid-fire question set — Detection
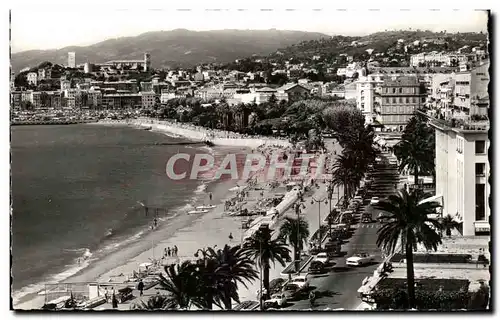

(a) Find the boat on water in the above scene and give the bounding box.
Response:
[195,205,216,210]
[188,209,209,214]
[144,126,152,131]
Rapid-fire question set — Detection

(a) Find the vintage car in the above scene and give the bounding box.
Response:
[346,253,375,266]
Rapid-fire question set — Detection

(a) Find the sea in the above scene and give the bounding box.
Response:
[10,124,222,303]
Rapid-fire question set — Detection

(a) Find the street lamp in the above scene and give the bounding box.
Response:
[294,202,306,272]
[311,196,327,249]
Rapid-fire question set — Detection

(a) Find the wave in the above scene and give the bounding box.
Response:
[194,183,207,194]
[12,248,94,306]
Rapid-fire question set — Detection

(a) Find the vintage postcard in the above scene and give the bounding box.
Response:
[9,7,490,311]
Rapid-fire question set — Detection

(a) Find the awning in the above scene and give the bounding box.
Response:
[474,221,490,232]
[418,194,443,205]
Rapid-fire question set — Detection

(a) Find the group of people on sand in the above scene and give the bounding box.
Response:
[164,245,178,258]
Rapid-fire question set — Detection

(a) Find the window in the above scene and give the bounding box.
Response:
[392,88,396,93]
[476,163,485,176]
[398,88,402,93]
[392,97,396,103]
[421,97,425,103]
[475,140,486,154]
[399,97,403,103]
[405,97,409,103]
[475,184,486,221]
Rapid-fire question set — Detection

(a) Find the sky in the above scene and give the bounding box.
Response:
[11,7,489,53]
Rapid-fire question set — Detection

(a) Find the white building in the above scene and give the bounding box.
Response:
[356,75,384,124]
[431,119,490,236]
[60,79,71,91]
[68,52,76,68]
[27,72,38,86]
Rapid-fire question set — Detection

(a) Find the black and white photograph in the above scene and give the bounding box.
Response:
[6,4,492,312]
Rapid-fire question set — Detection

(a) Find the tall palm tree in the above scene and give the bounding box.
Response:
[375,189,443,309]
[205,244,259,310]
[440,215,460,237]
[243,227,291,300]
[278,217,310,271]
[130,294,175,310]
[157,261,201,310]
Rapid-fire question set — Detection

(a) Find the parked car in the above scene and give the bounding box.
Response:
[377,212,393,222]
[264,293,287,309]
[282,283,300,300]
[370,197,380,205]
[353,195,363,203]
[314,252,330,264]
[290,275,309,290]
[346,253,375,266]
[308,260,327,274]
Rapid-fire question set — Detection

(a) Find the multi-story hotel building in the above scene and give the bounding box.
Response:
[430,118,490,236]
[376,77,425,131]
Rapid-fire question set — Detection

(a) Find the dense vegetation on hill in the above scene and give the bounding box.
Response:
[271,30,488,60]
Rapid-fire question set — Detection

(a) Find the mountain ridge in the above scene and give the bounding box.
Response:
[11,29,329,72]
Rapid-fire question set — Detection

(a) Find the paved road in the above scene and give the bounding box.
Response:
[284,151,400,310]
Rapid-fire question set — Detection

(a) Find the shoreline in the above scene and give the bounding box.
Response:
[92,118,292,149]
[14,120,292,310]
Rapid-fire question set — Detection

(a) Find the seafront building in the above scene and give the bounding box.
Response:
[430,116,489,236]
[376,77,425,131]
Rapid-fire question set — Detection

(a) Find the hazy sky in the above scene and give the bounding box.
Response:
[11,9,488,53]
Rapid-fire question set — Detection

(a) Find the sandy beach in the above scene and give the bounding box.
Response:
[14,120,304,310]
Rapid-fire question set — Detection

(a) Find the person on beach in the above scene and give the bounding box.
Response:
[164,248,168,257]
[168,247,172,256]
[174,245,178,256]
[153,217,158,228]
[228,233,233,241]
[209,192,213,202]
[138,280,145,296]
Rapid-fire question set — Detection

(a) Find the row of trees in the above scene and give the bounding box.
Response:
[325,106,378,203]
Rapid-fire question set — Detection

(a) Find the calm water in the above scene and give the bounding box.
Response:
[11,124,203,293]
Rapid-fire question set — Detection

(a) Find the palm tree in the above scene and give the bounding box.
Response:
[440,215,460,237]
[243,227,291,300]
[394,115,434,186]
[394,138,434,186]
[331,153,364,202]
[131,294,175,310]
[375,189,443,309]
[157,261,201,310]
[278,217,310,272]
[205,244,259,310]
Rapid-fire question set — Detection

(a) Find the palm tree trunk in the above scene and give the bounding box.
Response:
[223,284,232,310]
[405,243,416,309]
[294,245,300,273]
[263,263,270,300]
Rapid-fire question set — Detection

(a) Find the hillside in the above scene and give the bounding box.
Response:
[270,30,488,60]
[11,29,328,72]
